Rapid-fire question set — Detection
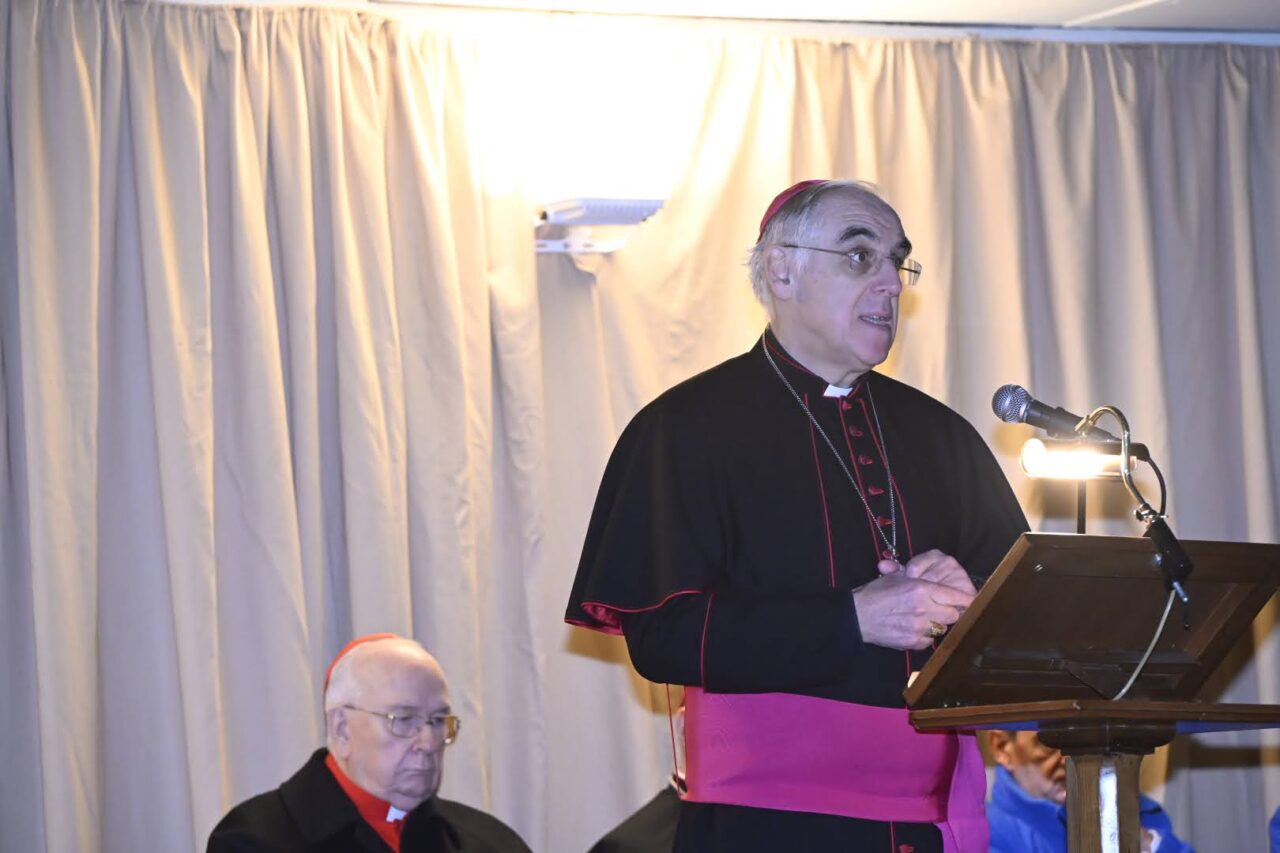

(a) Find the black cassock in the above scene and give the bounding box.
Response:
[566,331,1028,852]
[206,749,531,853]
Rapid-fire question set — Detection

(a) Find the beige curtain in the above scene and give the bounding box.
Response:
[0,1,547,850]
[2,2,1277,851]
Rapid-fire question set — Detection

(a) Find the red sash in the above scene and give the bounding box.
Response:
[325,753,404,852]
[681,688,988,852]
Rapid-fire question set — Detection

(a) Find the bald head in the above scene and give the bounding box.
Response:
[323,637,453,810]
[749,179,896,315]
[754,183,910,386]
[324,637,444,711]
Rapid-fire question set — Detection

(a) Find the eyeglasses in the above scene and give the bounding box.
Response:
[778,243,922,287]
[343,706,461,745]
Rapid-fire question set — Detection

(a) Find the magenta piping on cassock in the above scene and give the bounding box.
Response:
[577,588,706,634]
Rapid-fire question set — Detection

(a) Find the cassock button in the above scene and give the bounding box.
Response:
[840,399,853,411]
[848,426,864,437]
[882,548,896,560]
[877,515,893,527]
[867,485,886,496]
[857,454,875,466]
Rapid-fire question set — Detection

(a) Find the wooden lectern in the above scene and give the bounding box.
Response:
[904,533,1280,852]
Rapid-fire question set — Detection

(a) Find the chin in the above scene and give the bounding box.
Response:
[848,336,893,365]
[390,784,438,811]
[394,771,439,801]
[852,350,891,372]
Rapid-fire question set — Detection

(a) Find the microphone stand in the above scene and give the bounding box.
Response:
[1076,481,1087,535]
[1076,405,1193,625]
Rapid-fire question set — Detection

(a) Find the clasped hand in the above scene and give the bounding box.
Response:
[851,549,976,650]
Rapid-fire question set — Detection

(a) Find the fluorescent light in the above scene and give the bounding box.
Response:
[539,198,664,226]
[535,198,664,255]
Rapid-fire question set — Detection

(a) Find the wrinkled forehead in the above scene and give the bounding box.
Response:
[812,188,905,245]
[360,646,450,710]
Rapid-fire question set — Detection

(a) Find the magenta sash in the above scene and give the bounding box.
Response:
[681,688,988,853]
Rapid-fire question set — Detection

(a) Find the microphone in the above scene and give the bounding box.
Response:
[992,384,1119,441]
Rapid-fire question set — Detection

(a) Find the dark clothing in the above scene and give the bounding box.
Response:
[207,749,531,853]
[673,801,950,851]
[566,332,1028,851]
[583,786,946,853]
[587,786,680,853]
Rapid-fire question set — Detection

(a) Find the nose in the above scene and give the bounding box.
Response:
[411,721,445,751]
[875,259,904,294]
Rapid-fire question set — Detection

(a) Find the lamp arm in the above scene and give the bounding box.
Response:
[1080,405,1139,499]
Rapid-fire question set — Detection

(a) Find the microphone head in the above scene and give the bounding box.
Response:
[992,384,1032,424]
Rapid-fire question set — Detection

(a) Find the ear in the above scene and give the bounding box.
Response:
[326,707,352,760]
[764,245,794,303]
[986,730,1015,769]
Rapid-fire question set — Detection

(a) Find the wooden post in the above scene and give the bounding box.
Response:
[1063,752,1143,853]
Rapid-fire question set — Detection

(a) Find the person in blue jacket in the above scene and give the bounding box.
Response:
[985,730,1194,853]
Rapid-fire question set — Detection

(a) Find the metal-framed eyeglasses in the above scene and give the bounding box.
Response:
[343,705,461,745]
[778,243,922,287]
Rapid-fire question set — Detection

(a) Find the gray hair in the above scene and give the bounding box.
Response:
[746,179,889,314]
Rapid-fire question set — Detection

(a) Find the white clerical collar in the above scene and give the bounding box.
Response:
[386,804,407,823]
[823,384,854,398]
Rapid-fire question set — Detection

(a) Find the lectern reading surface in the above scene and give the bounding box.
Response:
[905,533,1280,719]
[903,533,1280,853]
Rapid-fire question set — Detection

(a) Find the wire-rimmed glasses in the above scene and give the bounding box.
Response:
[778,243,922,287]
[343,706,461,745]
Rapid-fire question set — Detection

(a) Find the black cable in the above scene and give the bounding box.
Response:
[1145,456,1168,517]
